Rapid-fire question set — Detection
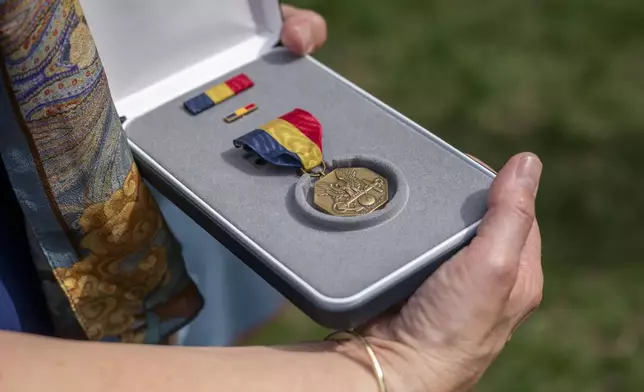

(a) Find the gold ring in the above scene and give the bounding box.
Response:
[301,161,327,177]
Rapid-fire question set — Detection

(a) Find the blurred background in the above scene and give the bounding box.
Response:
[242,1,644,391]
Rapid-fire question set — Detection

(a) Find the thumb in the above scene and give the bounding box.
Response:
[280,5,327,55]
[465,152,542,284]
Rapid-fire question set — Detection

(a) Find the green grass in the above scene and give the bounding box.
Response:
[244,1,644,390]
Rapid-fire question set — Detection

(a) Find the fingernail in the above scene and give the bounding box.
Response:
[516,154,542,194]
[295,24,314,54]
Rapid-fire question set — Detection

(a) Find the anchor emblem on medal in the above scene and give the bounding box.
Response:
[233,108,389,217]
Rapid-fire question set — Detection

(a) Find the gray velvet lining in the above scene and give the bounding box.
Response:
[293,155,409,231]
[124,48,493,298]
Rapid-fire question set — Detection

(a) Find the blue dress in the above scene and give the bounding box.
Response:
[0,157,54,335]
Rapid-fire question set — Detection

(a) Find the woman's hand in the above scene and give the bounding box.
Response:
[275,8,543,390]
[280,4,327,55]
[352,152,544,392]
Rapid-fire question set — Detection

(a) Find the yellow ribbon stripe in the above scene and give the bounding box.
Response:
[260,119,323,171]
[205,83,235,104]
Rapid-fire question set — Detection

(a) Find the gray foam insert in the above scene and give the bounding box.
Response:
[125,48,493,299]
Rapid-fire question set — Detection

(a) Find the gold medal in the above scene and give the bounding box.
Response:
[314,167,389,216]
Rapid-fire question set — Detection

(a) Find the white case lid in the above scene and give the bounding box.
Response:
[79,0,282,118]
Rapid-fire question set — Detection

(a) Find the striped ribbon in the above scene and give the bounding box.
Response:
[183,73,254,115]
[233,109,323,171]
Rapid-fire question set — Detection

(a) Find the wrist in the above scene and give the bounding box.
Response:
[331,334,443,392]
[368,336,500,392]
[326,340,384,391]
[363,336,443,392]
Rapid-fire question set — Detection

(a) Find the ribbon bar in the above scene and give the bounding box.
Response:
[183,73,254,115]
[224,103,258,123]
[233,108,323,171]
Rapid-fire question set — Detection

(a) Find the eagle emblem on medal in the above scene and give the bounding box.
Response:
[314,168,389,216]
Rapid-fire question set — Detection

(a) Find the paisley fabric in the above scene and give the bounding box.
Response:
[0,0,204,342]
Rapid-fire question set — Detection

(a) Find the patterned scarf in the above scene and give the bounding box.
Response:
[0,0,203,343]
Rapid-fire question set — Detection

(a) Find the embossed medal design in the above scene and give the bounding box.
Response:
[314,168,388,216]
[233,108,389,216]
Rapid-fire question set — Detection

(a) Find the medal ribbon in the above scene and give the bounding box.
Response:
[184,73,254,115]
[233,109,323,171]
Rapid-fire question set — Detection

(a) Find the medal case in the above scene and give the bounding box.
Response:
[80,0,495,329]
